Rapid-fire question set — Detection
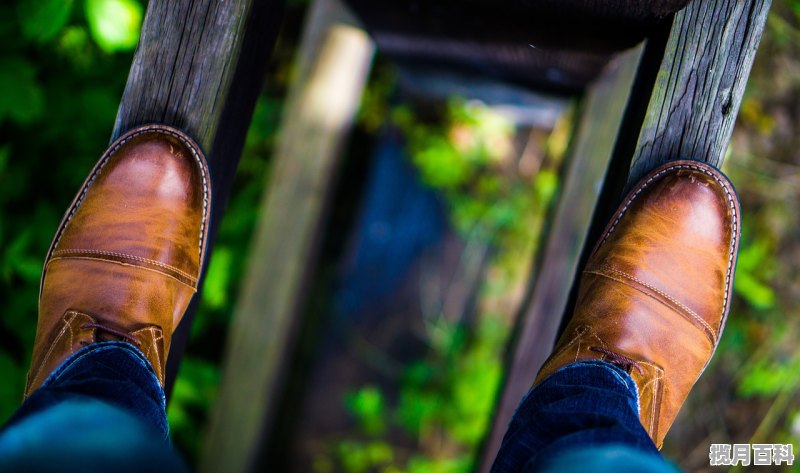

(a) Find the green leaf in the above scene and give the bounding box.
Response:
[0,145,10,175]
[85,0,143,52]
[534,169,559,205]
[738,354,800,397]
[405,455,471,473]
[170,357,220,406]
[57,26,94,68]
[734,270,776,310]
[3,228,34,282]
[0,351,23,423]
[365,442,393,465]
[17,0,74,42]
[0,57,45,125]
[346,386,387,435]
[201,247,233,309]
[395,389,441,437]
[413,137,468,190]
[734,235,776,310]
[167,357,220,459]
[337,441,373,473]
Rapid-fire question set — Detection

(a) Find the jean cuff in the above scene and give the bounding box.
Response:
[20,340,168,439]
[41,341,160,392]
[549,360,640,404]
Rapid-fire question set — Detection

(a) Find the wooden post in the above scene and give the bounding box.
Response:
[627,0,772,185]
[111,0,285,389]
[593,0,772,230]
[478,46,643,473]
[200,0,375,471]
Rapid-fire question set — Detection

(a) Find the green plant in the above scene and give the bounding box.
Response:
[0,3,285,465]
[317,98,565,473]
[0,0,143,422]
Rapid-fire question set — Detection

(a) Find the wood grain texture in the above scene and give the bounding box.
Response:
[478,46,643,473]
[115,0,253,149]
[200,0,374,471]
[111,0,284,390]
[626,0,772,185]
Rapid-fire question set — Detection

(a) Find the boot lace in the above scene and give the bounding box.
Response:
[80,322,141,347]
[590,346,643,375]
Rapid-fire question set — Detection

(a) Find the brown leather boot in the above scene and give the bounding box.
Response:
[535,160,740,448]
[25,124,210,397]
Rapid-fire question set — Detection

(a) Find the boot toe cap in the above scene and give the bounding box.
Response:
[50,126,210,283]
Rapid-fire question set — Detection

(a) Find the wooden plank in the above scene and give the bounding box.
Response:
[111,0,285,390]
[199,0,375,471]
[113,0,280,150]
[626,0,772,185]
[459,1,691,23]
[478,46,644,473]
[343,0,688,92]
[585,0,772,229]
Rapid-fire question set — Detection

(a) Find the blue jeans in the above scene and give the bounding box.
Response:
[0,345,679,472]
[491,360,680,473]
[0,341,186,473]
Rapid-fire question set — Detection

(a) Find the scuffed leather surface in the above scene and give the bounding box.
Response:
[535,161,740,447]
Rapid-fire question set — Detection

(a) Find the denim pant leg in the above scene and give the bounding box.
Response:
[0,341,186,473]
[490,360,679,473]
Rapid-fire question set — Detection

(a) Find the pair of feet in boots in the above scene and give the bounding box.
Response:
[22,125,740,464]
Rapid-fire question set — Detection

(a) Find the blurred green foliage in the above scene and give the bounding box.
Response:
[322,267,526,471]
[85,0,143,52]
[0,57,44,124]
[347,386,388,436]
[734,223,777,311]
[17,0,75,44]
[394,100,559,247]
[316,98,565,473]
[0,1,283,466]
[738,348,800,398]
[168,357,221,454]
[0,0,143,422]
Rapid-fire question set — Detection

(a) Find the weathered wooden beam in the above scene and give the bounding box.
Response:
[585,0,772,236]
[503,0,691,21]
[626,0,772,185]
[343,0,691,55]
[113,0,280,150]
[200,0,375,471]
[478,46,644,473]
[111,0,285,390]
[343,0,686,92]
